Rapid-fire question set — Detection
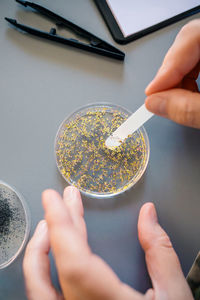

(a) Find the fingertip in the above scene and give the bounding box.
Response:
[63,186,84,218]
[25,220,49,258]
[145,82,154,96]
[144,96,152,112]
[42,189,54,204]
[63,186,82,207]
[145,67,164,95]
[42,189,61,209]
[42,189,73,230]
[63,185,80,199]
[42,188,59,198]
[139,202,157,224]
[138,202,158,250]
[145,288,154,300]
[141,201,156,213]
[27,221,48,246]
[144,97,152,111]
[145,93,168,116]
[35,220,47,234]
[140,201,155,211]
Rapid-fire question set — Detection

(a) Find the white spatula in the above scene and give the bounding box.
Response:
[105,104,153,149]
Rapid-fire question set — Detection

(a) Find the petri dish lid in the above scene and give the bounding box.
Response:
[0,181,30,269]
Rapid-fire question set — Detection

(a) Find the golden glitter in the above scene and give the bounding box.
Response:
[55,105,148,196]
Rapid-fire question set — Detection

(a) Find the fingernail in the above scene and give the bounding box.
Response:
[149,203,158,224]
[64,186,78,202]
[145,95,167,116]
[37,220,47,233]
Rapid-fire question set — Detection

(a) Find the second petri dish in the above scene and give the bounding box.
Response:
[0,181,30,269]
[55,103,150,197]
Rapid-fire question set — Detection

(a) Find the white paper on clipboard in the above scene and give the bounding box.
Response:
[106,0,200,38]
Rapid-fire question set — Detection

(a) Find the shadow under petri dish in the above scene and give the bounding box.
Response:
[55,103,150,198]
[0,181,30,268]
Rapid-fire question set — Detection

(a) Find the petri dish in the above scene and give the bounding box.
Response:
[55,103,150,197]
[0,181,30,269]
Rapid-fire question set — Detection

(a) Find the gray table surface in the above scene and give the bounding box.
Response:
[0,1,200,299]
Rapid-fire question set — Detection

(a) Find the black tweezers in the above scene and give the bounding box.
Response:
[5,0,125,61]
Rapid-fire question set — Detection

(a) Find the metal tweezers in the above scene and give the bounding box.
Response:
[5,0,125,61]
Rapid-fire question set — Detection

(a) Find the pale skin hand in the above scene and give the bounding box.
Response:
[145,19,200,128]
[23,186,193,300]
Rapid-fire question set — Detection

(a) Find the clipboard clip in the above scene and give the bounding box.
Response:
[5,0,125,61]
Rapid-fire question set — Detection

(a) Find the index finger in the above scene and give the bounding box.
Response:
[42,190,90,269]
[146,19,200,95]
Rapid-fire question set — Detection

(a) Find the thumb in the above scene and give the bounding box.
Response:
[145,88,200,128]
[138,203,193,299]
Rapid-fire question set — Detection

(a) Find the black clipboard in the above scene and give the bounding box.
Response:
[94,0,200,45]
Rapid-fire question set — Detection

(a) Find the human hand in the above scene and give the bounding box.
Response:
[23,186,193,300]
[145,20,200,128]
